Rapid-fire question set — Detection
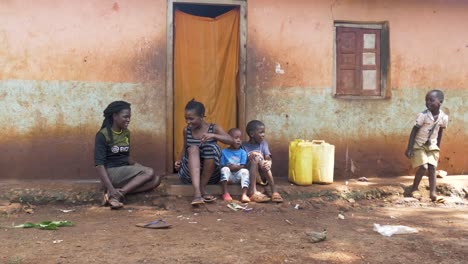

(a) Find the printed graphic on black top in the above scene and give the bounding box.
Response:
[94,128,131,168]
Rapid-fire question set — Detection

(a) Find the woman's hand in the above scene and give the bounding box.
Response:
[108,187,123,200]
[201,133,216,143]
[174,160,181,171]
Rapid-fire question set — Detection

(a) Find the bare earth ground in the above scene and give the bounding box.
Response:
[1,195,467,264]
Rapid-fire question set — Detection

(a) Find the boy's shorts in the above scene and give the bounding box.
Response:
[220,167,249,189]
[106,163,148,188]
[411,143,440,168]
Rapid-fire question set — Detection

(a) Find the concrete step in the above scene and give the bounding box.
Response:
[0,175,466,205]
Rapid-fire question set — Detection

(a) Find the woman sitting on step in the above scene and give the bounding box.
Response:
[94,101,161,209]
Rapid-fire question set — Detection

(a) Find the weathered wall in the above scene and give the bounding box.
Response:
[1,0,467,180]
[246,0,468,178]
[0,0,167,179]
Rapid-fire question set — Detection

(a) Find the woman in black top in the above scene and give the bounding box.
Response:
[94,101,161,209]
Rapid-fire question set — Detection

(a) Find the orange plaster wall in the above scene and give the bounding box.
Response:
[246,0,468,177]
[0,0,168,180]
[0,0,166,83]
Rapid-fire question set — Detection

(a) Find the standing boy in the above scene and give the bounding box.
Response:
[405,90,448,202]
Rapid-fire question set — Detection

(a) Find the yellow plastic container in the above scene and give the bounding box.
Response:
[289,140,314,186]
[311,140,335,184]
[288,139,303,182]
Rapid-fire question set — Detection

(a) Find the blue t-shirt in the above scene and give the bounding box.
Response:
[242,140,271,157]
[221,148,247,166]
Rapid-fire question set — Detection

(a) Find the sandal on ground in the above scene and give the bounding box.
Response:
[222,193,233,202]
[202,194,217,203]
[191,196,205,206]
[250,192,270,203]
[136,219,171,229]
[240,196,251,203]
[108,196,124,210]
[411,191,422,200]
[431,196,446,203]
[271,192,284,203]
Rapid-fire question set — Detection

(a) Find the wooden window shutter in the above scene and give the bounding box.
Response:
[336,27,381,96]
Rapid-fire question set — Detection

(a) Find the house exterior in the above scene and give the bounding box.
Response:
[1,0,467,180]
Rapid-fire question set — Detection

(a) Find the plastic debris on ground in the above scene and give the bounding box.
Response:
[14,221,74,230]
[59,209,74,213]
[338,214,345,220]
[358,177,369,182]
[373,223,418,237]
[227,203,251,212]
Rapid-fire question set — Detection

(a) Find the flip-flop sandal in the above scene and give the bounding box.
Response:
[202,194,217,203]
[240,196,251,203]
[191,196,205,206]
[271,192,284,203]
[222,193,233,202]
[250,193,270,203]
[432,196,446,203]
[108,197,124,210]
[136,219,171,229]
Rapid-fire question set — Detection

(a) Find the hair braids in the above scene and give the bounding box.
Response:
[100,101,131,145]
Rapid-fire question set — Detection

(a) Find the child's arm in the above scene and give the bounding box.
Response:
[405,126,420,158]
[437,127,444,148]
[228,164,244,172]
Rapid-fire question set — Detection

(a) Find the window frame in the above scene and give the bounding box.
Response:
[333,22,390,99]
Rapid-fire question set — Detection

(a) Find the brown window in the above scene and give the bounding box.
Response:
[334,23,389,98]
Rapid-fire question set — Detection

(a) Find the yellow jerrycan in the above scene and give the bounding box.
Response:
[311,140,335,184]
[288,139,303,182]
[289,140,314,186]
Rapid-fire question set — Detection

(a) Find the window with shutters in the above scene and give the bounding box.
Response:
[333,22,389,99]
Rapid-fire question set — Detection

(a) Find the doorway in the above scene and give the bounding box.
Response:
[166,0,247,173]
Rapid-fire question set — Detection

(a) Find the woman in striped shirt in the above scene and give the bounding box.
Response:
[175,99,234,205]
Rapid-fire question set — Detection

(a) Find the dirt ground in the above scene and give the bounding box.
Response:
[1,195,467,264]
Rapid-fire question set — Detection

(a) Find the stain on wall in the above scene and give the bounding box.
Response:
[0,0,167,180]
[246,0,468,177]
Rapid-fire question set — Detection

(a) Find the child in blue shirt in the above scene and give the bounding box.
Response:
[242,120,283,203]
[220,128,250,202]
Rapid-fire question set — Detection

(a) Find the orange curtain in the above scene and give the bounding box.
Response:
[174,9,240,161]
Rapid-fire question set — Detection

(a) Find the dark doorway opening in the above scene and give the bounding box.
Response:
[175,3,236,18]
